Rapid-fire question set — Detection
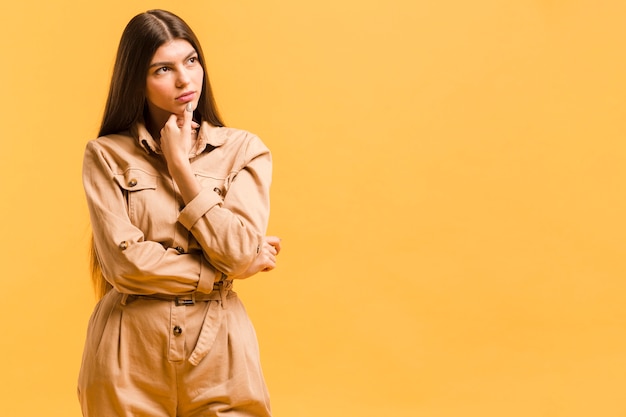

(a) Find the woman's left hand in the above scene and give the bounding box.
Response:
[159,104,202,203]
[160,103,200,172]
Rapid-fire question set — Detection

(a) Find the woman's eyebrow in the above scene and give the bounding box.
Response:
[149,50,198,68]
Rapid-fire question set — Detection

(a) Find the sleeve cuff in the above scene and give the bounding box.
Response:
[198,256,219,293]
[178,187,222,230]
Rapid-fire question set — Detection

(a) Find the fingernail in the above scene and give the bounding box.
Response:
[186,103,193,112]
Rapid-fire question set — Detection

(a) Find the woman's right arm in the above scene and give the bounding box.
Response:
[83,141,219,295]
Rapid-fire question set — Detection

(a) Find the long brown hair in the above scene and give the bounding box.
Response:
[91,9,225,299]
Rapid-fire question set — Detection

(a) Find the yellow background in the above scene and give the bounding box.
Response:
[1,1,625,416]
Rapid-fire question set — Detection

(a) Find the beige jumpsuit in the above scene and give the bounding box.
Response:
[78,122,272,416]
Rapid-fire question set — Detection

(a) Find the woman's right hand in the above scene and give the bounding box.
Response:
[230,236,281,280]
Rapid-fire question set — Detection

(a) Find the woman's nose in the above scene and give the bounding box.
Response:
[176,69,191,87]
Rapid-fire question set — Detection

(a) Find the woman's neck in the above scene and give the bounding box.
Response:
[145,117,164,142]
[145,105,172,141]
[146,114,169,142]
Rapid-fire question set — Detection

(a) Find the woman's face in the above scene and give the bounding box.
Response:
[145,39,204,124]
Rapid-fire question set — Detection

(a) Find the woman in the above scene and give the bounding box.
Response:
[78,9,280,417]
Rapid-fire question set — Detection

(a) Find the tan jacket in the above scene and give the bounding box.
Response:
[82,122,271,295]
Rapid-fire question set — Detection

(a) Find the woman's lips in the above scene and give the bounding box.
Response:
[176,91,196,103]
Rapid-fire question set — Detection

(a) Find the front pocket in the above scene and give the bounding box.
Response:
[194,171,229,198]
[113,168,159,223]
[114,168,158,192]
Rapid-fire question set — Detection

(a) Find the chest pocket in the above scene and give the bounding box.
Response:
[114,168,158,223]
[194,171,231,199]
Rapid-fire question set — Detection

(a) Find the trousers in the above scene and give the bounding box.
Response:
[77,285,271,417]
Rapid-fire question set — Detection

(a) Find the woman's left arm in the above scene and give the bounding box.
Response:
[181,139,271,277]
[161,111,272,277]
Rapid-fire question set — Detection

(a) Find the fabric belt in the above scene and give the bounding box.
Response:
[119,279,233,366]
[121,280,230,305]
[126,290,220,306]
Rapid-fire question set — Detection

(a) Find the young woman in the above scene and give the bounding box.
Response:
[78,9,280,417]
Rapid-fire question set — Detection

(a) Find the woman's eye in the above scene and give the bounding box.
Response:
[188,56,198,64]
[155,67,170,74]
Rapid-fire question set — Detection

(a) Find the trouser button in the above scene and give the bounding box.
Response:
[173,325,183,336]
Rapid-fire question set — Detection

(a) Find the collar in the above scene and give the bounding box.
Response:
[131,121,227,157]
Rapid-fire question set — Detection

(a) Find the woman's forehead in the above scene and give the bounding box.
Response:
[151,39,196,63]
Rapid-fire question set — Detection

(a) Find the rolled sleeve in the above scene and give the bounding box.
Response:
[178,187,223,230]
[197,256,219,293]
[177,134,271,277]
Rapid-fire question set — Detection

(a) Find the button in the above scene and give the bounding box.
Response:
[128,178,138,187]
[173,325,183,336]
[175,246,185,254]
[119,241,128,250]
[213,187,222,196]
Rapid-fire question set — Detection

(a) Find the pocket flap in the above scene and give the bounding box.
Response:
[114,168,158,191]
